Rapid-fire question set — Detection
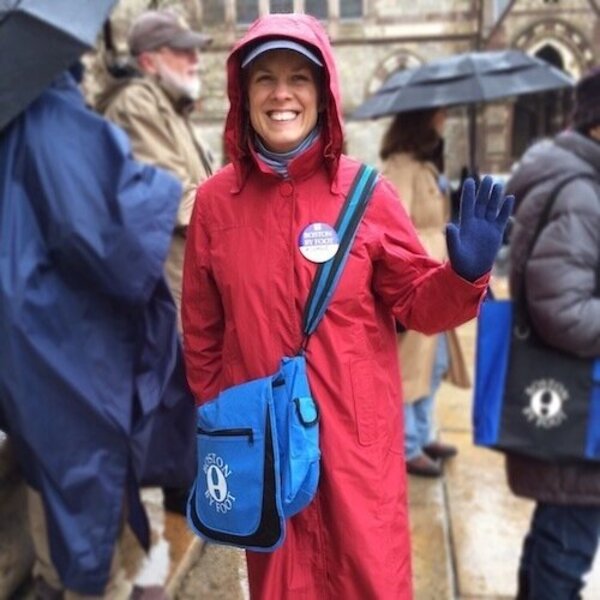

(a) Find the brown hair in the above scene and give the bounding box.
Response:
[379,108,443,163]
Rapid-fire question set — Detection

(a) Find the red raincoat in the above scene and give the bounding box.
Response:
[182,14,488,600]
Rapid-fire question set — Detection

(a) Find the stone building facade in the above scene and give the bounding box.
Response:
[100,0,599,178]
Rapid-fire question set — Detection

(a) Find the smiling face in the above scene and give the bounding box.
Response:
[246,49,321,153]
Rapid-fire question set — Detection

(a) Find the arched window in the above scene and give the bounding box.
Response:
[536,44,563,69]
[511,45,570,159]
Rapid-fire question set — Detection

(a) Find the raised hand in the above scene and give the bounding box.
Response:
[446,175,514,282]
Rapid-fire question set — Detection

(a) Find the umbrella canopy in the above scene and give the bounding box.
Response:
[0,0,117,130]
[353,49,574,120]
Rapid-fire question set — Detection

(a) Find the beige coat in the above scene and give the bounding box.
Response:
[382,152,470,403]
[100,77,213,325]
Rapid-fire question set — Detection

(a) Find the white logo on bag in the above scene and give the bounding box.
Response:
[523,379,568,428]
[203,453,236,513]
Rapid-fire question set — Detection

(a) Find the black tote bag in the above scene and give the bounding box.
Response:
[473,174,600,462]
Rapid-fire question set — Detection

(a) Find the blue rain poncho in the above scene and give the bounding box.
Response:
[0,73,196,594]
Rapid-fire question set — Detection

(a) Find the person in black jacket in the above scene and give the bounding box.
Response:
[505,67,600,600]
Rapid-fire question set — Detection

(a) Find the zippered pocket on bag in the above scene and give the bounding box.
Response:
[197,427,254,441]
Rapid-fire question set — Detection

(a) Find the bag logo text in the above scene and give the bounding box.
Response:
[203,453,236,513]
[523,379,568,428]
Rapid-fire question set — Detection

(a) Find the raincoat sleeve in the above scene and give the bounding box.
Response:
[368,178,488,333]
[181,185,225,403]
[26,87,181,304]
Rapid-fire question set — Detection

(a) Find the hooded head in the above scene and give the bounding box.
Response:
[572,67,600,135]
[224,14,345,186]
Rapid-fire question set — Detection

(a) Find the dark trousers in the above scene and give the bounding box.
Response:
[517,502,600,600]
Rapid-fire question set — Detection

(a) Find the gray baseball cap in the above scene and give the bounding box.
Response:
[128,10,212,56]
[241,39,323,69]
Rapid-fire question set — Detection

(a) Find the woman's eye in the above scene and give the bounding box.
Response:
[293,74,310,83]
[254,74,272,83]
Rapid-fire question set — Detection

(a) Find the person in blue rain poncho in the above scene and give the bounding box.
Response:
[0,70,196,597]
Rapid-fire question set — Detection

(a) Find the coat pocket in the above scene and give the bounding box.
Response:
[351,359,378,446]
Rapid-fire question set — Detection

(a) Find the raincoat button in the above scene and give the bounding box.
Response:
[279,181,294,197]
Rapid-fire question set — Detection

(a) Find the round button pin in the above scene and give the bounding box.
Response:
[298,222,339,263]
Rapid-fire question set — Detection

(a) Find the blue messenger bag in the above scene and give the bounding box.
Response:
[187,164,378,551]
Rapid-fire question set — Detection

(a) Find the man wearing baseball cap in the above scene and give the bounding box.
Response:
[98,9,214,514]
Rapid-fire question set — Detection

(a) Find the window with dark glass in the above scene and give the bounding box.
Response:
[203,0,225,25]
[271,0,294,13]
[237,0,259,23]
[305,0,328,19]
[340,0,362,19]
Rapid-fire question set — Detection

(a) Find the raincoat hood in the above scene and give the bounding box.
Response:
[224,14,344,188]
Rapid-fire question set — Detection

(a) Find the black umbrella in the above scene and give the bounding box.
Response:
[0,0,117,130]
[353,49,574,120]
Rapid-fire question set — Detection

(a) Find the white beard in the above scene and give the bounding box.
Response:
[156,62,201,101]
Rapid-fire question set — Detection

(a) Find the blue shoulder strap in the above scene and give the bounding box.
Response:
[302,164,378,341]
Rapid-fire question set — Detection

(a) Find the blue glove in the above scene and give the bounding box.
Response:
[446,176,514,282]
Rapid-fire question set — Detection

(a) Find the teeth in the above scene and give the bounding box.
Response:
[270,111,297,121]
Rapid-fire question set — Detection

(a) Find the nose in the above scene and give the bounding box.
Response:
[272,79,291,100]
[186,49,199,65]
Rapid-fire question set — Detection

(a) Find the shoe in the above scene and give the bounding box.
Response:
[163,486,188,516]
[406,453,442,478]
[33,577,62,600]
[423,441,458,460]
[130,585,169,600]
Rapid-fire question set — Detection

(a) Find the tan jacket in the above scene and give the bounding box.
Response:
[382,152,470,403]
[100,77,213,324]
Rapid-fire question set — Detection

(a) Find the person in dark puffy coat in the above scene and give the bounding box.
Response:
[505,67,600,600]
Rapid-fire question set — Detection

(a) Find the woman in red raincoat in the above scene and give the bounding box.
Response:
[182,13,512,600]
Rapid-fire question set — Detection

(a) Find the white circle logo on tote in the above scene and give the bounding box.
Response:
[298,222,339,263]
[203,453,236,513]
[522,379,568,428]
